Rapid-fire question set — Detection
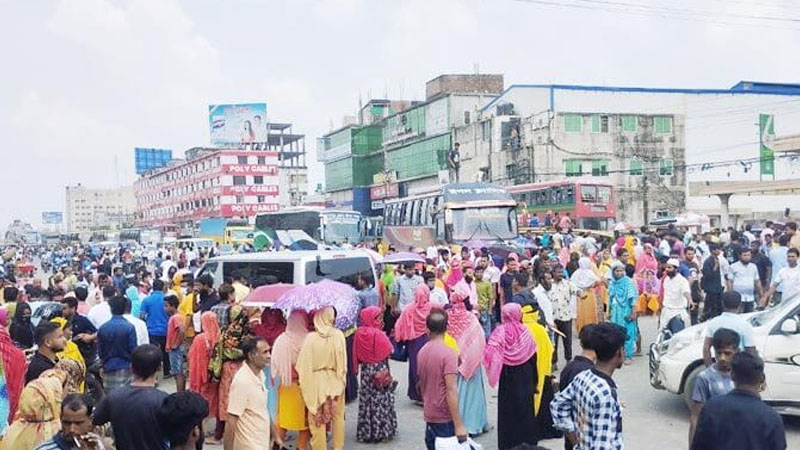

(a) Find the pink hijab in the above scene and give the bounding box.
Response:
[483,303,537,388]
[394,284,435,341]
[635,243,658,278]
[445,257,464,288]
[447,284,486,380]
[271,310,310,386]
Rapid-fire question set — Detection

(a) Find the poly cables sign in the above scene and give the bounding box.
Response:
[220,203,281,216]
[222,185,280,196]
[223,164,279,176]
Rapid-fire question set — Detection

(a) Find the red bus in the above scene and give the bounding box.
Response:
[506,180,616,231]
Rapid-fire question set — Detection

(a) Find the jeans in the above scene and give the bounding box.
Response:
[149,334,170,376]
[479,310,493,338]
[425,421,455,450]
[553,319,573,364]
[702,292,723,322]
[741,301,755,313]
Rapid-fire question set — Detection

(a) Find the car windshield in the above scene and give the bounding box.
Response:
[750,297,799,328]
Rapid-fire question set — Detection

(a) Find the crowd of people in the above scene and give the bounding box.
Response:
[0,219,795,449]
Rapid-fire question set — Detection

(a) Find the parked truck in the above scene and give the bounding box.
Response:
[199,218,252,246]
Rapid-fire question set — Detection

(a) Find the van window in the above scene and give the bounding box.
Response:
[222,261,295,284]
[197,262,218,281]
[304,257,372,288]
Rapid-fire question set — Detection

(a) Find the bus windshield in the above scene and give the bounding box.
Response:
[229,229,253,240]
[580,185,612,204]
[322,212,362,243]
[450,206,517,241]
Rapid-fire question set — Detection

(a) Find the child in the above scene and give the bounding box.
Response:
[164,294,186,392]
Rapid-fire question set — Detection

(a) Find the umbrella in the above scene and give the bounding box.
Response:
[511,236,538,249]
[488,244,519,258]
[382,251,426,264]
[242,283,296,308]
[359,248,383,265]
[274,279,359,330]
[463,239,489,250]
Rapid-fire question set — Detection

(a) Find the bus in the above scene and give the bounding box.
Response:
[253,208,363,250]
[506,180,616,231]
[382,182,518,249]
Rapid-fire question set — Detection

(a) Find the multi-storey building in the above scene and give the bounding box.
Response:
[454,81,800,224]
[65,184,136,233]
[134,122,307,231]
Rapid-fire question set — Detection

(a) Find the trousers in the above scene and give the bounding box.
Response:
[553,319,573,363]
[308,395,345,450]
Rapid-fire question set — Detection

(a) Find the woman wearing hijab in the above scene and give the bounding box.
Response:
[210,305,251,439]
[608,261,639,363]
[252,308,286,347]
[393,284,435,403]
[635,243,658,288]
[0,309,25,438]
[447,284,488,436]
[271,310,311,449]
[9,303,34,350]
[484,303,538,450]
[188,311,222,443]
[570,257,602,332]
[296,307,347,450]
[352,306,397,443]
[520,300,559,441]
[2,359,84,449]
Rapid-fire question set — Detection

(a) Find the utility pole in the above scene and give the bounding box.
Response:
[642,175,649,226]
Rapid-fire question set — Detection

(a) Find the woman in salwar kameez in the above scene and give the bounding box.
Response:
[484,303,538,450]
[570,257,603,332]
[608,262,639,362]
[393,284,436,403]
[447,283,488,435]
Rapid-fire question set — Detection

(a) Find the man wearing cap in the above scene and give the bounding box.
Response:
[661,258,694,333]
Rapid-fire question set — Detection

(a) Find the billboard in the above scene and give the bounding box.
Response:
[759,114,775,177]
[209,103,267,146]
[135,148,173,175]
[42,211,63,224]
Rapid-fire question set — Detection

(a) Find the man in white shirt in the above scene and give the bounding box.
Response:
[88,285,116,328]
[123,297,150,346]
[762,247,800,307]
[661,258,694,332]
[424,272,449,305]
[532,272,555,330]
[726,248,762,313]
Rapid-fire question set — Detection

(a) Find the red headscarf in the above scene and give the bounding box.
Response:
[352,306,393,374]
[0,310,25,421]
[483,303,537,387]
[447,284,486,380]
[394,284,434,341]
[252,308,286,346]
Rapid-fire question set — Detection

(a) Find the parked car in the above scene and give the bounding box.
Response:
[30,301,63,326]
[649,295,800,416]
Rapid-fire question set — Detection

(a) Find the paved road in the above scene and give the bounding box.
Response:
[189,314,800,449]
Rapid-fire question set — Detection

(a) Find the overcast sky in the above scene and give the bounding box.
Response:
[1,0,799,230]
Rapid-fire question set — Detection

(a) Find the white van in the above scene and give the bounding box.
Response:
[196,250,377,288]
[176,238,215,250]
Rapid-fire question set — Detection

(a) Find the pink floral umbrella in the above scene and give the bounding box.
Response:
[274,279,359,330]
[242,283,296,308]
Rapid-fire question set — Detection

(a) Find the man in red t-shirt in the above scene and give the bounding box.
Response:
[417,309,467,450]
[164,295,186,392]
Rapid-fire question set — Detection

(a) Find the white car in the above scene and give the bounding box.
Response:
[649,296,800,416]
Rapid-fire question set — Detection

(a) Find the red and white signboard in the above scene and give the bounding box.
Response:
[370,183,399,200]
[223,164,279,176]
[220,203,280,216]
[222,185,280,196]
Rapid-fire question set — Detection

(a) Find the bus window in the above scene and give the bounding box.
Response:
[413,200,421,225]
[400,202,408,225]
[421,198,430,225]
[581,185,598,203]
[385,204,393,225]
[597,186,611,204]
[565,185,575,204]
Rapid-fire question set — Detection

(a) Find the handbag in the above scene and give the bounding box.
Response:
[373,367,394,389]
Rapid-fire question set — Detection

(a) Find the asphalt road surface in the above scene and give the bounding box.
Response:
[188,315,799,449]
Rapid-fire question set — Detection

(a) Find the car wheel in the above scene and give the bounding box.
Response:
[682,364,704,409]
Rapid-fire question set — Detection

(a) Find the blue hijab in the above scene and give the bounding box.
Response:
[608,263,638,304]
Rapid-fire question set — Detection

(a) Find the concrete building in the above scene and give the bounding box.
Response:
[454,81,800,225]
[134,121,308,231]
[321,74,504,215]
[65,184,136,233]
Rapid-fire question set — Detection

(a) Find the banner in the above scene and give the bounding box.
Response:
[42,212,63,224]
[759,114,775,176]
[220,203,280,216]
[209,103,268,146]
[223,164,279,176]
[221,185,280,196]
[135,148,172,175]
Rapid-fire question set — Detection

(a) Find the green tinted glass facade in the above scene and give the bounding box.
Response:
[353,153,384,186]
[386,134,450,180]
[325,157,354,192]
[383,106,426,143]
[351,125,383,156]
